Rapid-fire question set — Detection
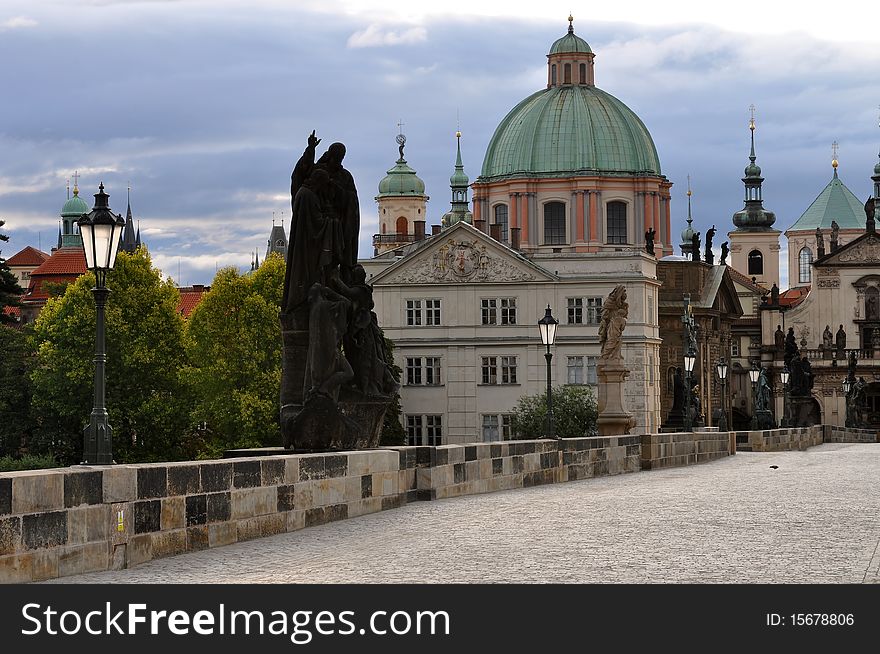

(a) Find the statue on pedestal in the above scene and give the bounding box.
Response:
[774,325,785,352]
[704,225,716,265]
[836,324,847,355]
[645,227,655,256]
[720,241,729,265]
[691,232,701,262]
[822,325,833,350]
[596,285,635,435]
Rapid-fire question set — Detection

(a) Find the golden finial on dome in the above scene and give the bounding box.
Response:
[749,104,756,131]
[568,14,574,33]
[456,130,461,138]
[832,140,839,169]
[72,170,80,196]
[687,174,692,197]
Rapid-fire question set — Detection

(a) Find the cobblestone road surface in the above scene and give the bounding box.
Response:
[52,443,880,583]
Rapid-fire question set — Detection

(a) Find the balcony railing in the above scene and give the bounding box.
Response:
[777,347,879,362]
[373,233,418,246]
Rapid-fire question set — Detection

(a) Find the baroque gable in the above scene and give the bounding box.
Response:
[370,223,555,285]
[815,233,880,267]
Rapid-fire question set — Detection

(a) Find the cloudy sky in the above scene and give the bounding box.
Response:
[1,0,878,288]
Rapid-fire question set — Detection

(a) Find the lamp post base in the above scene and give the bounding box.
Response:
[82,411,114,465]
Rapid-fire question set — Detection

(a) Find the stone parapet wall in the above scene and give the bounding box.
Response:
[735,426,824,452]
[0,437,640,584]
[823,426,878,443]
[639,430,734,470]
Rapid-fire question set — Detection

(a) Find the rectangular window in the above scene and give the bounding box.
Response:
[500,298,516,325]
[501,414,513,440]
[406,299,422,326]
[731,340,740,357]
[544,202,567,245]
[406,415,423,446]
[406,357,422,385]
[425,299,441,325]
[482,414,500,442]
[481,298,497,325]
[501,356,517,384]
[494,205,509,243]
[567,356,584,384]
[481,356,498,385]
[586,356,598,384]
[425,357,441,386]
[586,297,603,324]
[607,201,627,244]
[426,415,442,446]
[567,297,583,324]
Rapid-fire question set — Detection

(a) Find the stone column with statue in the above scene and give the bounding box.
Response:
[596,285,636,436]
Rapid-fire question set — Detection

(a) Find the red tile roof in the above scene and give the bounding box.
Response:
[726,266,769,294]
[6,246,50,267]
[30,247,87,277]
[2,305,20,319]
[177,285,209,318]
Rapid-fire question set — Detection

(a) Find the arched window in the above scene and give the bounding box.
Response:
[798,247,813,284]
[493,204,509,243]
[579,63,586,84]
[563,63,571,84]
[396,216,408,235]
[606,201,627,244]
[867,287,880,320]
[748,250,763,275]
[543,202,566,245]
[551,64,557,85]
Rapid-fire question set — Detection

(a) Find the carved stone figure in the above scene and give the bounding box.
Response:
[771,283,779,305]
[704,225,716,265]
[720,241,729,265]
[598,285,628,362]
[868,294,879,321]
[755,368,771,412]
[690,383,704,427]
[866,196,876,233]
[836,324,847,353]
[822,325,833,349]
[774,325,785,351]
[691,231,701,262]
[645,227,655,256]
[816,227,825,258]
[784,326,799,367]
[302,283,353,403]
[830,220,840,251]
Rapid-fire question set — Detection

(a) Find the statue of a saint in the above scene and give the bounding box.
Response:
[771,283,779,305]
[836,324,847,353]
[822,325,833,349]
[866,196,876,233]
[784,326,799,367]
[598,285,628,362]
[720,241,729,265]
[756,367,772,412]
[645,227,655,256]
[303,283,354,402]
[830,220,840,251]
[816,227,825,258]
[691,232,701,262]
[774,325,785,351]
[704,225,716,265]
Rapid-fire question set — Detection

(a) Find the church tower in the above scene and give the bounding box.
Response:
[59,173,87,248]
[373,126,428,255]
[441,130,474,229]
[727,107,780,287]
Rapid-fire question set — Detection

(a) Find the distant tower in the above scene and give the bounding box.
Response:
[265,214,288,261]
[441,130,474,229]
[59,171,87,248]
[727,106,780,287]
[680,176,696,257]
[119,184,139,254]
[373,123,429,256]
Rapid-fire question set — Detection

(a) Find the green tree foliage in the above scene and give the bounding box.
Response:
[0,219,24,325]
[0,325,36,456]
[185,254,284,456]
[511,385,598,439]
[30,248,190,464]
[379,335,406,446]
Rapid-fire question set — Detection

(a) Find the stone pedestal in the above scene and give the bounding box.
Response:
[596,361,635,436]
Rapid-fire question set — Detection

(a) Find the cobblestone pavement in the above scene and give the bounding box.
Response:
[52,443,880,583]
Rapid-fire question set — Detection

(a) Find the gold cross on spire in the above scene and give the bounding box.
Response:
[748,104,756,131]
[72,170,80,192]
[832,140,839,170]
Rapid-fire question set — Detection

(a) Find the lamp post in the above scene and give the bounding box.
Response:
[843,376,854,427]
[683,347,696,431]
[715,358,729,431]
[779,366,790,427]
[538,304,559,439]
[748,365,761,430]
[78,183,125,465]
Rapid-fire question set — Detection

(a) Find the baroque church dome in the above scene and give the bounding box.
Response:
[479,19,661,181]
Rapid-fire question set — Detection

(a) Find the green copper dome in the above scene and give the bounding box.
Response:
[61,190,89,217]
[377,158,426,197]
[479,85,662,181]
[549,30,592,54]
[787,170,865,231]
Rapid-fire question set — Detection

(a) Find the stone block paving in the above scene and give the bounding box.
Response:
[50,444,880,584]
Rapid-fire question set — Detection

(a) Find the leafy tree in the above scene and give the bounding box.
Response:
[0,325,36,456]
[511,385,598,439]
[184,254,284,456]
[30,248,191,464]
[0,219,24,325]
[379,335,406,446]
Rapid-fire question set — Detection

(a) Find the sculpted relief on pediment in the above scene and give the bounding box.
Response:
[837,237,880,264]
[383,239,538,284]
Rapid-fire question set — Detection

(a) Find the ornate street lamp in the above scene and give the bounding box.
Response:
[748,364,761,430]
[683,347,697,431]
[78,183,125,465]
[715,358,729,431]
[538,304,559,439]
[779,366,790,427]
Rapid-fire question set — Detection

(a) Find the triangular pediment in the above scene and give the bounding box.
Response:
[369,222,557,285]
[815,231,880,267]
